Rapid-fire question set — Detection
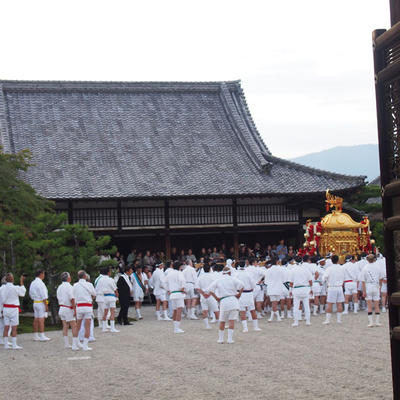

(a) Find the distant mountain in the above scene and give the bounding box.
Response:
[290,144,380,183]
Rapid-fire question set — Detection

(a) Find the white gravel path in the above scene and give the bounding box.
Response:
[0,308,392,400]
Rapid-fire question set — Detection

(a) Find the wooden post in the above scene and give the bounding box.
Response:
[164,199,171,259]
[232,198,239,259]
[117,199,122,231]
[67,200,73,224]
[391,0,400,26]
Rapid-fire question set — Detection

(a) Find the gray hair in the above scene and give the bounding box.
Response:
[60,272,70,282]
[77,270,87,280]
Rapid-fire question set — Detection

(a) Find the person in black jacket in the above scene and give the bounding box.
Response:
[117,266,133,325]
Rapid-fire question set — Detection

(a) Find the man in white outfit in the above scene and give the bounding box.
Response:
[73,270,96,350]
[29,269,51,341]
[322,255,345,325]
[56,272,79,349]
[312,258,325,315]
[288,257,313,327]
[96,267,120,333]
[150,262,171,321]
[0,273,26,349]
[265,258,285,322]
[360,254,384,327]
[195,263,219,329]
[131,265,146,320]
[206,267,244,344]
[235,261,261,332]
[164,261,186,333]
[94,267,110,330]
[247,258,265,318]
[182,260,199,319]
[377,254,387,312]
[342,255,360,314]
[0,277,10,346]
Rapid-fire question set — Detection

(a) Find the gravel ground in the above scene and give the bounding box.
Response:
[0,308,392,400]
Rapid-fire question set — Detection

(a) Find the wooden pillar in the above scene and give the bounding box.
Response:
[232,198,239,259]
[117,199,122,231]
[390,0,400,26]
[67,200,73,224]
[297,206,304,248]
[164,199,171,259]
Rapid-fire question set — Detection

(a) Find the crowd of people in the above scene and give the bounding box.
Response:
[0,237,388,349]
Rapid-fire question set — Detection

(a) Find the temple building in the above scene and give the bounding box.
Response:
[0,80,365,256]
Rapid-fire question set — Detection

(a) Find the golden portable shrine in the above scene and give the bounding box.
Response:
[300,190,374,257]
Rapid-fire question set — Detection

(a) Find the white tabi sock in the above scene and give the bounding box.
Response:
[227,329,234,343]
[63,336,69,347]
[34,332,40,340]
[12,337,18,346]
[156,310,161,319]
[252,319,260,330]
[203,318,210,329]
[337,312,342,323]
[102,320,108,331]
[163,310,170,319]
[136,309,142,318]
[375,313,381,325]
[368,314,373,325]
[319,304,324,313]
[241,320,248,331]
[344,304,349,313]
[275,311,281,320]
[3,336,8,347]
[218,330,224,342]
[324,313,331,324]
[313,305,318,314]
[83,338,91,350]
[110,321,116,329]
[173,321,179,331]
[247,311,253,321]
[354,303,359,313]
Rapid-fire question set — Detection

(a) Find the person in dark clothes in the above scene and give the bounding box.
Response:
[117,266,133,325]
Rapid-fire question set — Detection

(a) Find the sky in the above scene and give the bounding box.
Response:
[0,0,391,158]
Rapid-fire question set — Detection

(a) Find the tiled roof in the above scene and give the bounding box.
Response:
[0,80,365,200]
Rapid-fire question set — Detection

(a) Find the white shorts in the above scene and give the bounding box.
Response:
[171,298,185,310]
[3,308,19,326]
[292,286,310,300]
[263,285,268,295]
[281,288,290,299]
[156,293,167,302]
[312,282,322,296]
[344,281,357,296]
[219,309,238,322]
[104,296,117,308]
[254,286,264,302]
[134,295,144,302]
[381,283,388,294]
[239,292,255,311]
[76,306,93,320]
[185,283,196,299]
[366,284,380,301]
[320,283,327,296]
[327,287,345,303]
[33,302,46,318]
[269,295,281,302]
[200,296,219,312]
[59,307,75,322]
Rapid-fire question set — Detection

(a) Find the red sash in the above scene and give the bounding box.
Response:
[60,305,73,309]
[77,303,92,307]
[3,304,21,312]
